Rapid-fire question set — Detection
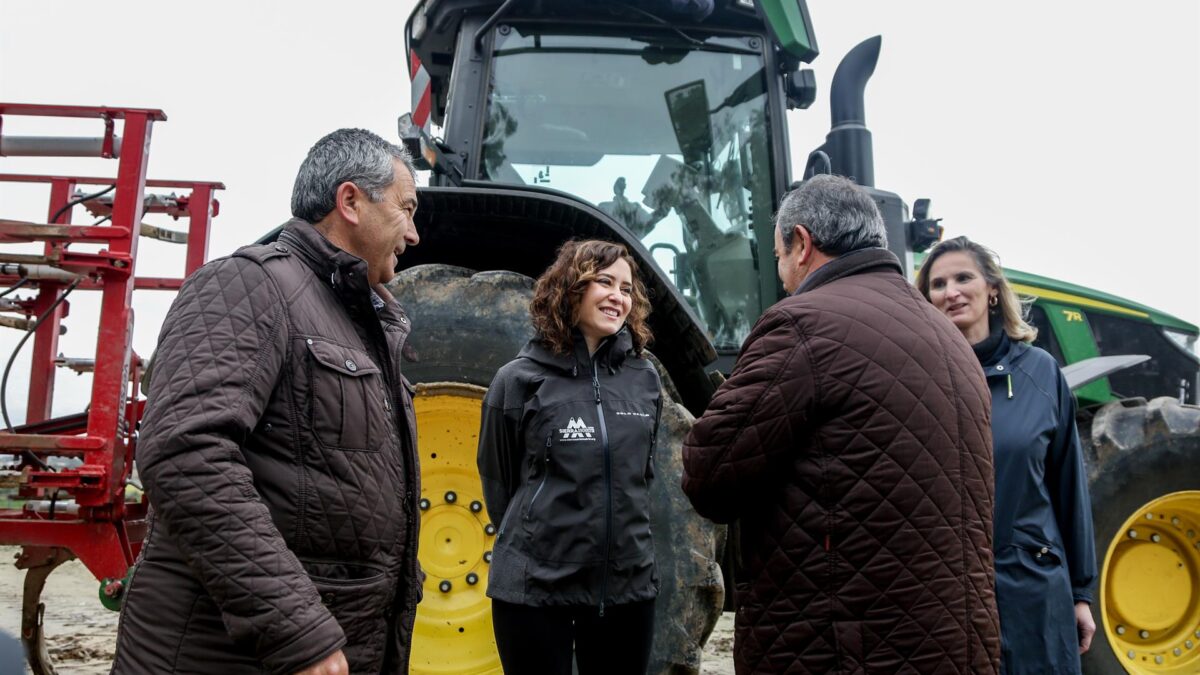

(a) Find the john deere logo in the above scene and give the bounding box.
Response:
[559,417,595,441]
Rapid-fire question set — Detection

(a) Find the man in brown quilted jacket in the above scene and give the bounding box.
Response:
[682,175,1001,674]
[111,129,423,675]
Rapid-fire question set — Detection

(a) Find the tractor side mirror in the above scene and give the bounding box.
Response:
[665,80,714,167]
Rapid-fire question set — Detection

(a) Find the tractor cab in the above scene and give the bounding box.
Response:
[402,1,856,356]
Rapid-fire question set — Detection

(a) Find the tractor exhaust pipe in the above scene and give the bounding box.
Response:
[807,36,880,187]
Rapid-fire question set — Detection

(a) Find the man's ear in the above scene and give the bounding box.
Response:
[334,181,362,225]
[793,224,814,265]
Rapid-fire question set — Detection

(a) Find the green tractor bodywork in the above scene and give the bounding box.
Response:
[392,1,1200,673]
[999,267,1198,407]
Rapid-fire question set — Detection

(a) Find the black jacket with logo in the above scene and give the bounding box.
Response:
[477,330,662,610]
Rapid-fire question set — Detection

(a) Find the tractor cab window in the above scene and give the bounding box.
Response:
[482,27,775,350]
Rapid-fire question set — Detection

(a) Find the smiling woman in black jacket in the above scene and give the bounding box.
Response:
[477,239,662,675]
[918,236,1098,675]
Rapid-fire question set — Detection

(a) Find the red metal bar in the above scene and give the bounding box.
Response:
[81,111,153,506]
[0,433,106,451]
[0,275,183,291]
[0,222,132,243]
[0,520,138,580]
[185,184,214,275]
[24,179,74,423]
[0,173,224,189]
[0,103,166,122]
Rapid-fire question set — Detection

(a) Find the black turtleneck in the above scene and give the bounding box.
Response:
[971,314,1007,367]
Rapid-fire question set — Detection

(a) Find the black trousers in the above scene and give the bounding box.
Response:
[491,598,656,675]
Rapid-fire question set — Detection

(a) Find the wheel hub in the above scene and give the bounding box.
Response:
[409,383,503,675]
[1101,491,1200,673]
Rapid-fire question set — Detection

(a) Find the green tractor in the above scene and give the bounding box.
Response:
[370,1,1200,673]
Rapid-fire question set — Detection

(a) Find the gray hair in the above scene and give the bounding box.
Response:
[291,128,416,223]
[776,174,887,255]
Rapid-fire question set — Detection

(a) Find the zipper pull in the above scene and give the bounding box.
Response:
[599,599,605,617]
[593,379,601,403]
[1007,373,1014,399]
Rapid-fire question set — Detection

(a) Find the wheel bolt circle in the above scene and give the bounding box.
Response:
[419,498,431,511]
[470,500,483,513]
[467,573,479,585]
[439,580,452,593]
[444,491,457,503]
[484,523,497,536]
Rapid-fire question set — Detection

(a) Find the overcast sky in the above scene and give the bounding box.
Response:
[1,0,1197,421]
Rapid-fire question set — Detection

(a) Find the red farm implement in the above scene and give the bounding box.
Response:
[0,103,222,673]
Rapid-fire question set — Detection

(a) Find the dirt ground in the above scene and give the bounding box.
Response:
[0,545,735,674]
[0,547,118,674]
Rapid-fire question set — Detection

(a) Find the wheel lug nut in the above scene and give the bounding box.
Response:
[1155,656,1164,665]
[439,580,452,593]
[1174,648,1183,656]
[1146,513,1155,520]
[1188,530,1196,539]
[1186,640,1194,649]
[484,523,497,536]
[1117,626,1126,635]
[1172,517,1181,526]
[1128,529,1139,539]
[484,551,493,563]
[444,491,457,503]
[1140,630,1150,639]
[1127,650,1136,659]
[1150,534,1161,543]
[470,500,483,513]
[419,498,431,511]
[466,573,479,585]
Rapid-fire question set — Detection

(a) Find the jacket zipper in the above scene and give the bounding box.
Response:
[593,355,613,617]
[525,436,552,520]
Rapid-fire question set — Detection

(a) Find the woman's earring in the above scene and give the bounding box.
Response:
[989,295,999,307]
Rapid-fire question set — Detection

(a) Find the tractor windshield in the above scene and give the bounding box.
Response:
[482,27,775,351]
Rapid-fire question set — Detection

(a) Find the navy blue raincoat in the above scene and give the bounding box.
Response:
[979,331,1098,674]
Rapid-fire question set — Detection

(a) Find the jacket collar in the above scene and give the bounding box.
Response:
[982,332,1030,380]
[792,247,904,296]
[277,218,376,313]
[519,327,634,376]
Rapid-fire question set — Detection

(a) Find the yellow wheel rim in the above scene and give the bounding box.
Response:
[410,383,502,675]
[1101,491,1200,673]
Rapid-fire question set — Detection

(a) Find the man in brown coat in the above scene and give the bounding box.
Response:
[112,129,423,675]
[682,175,1001,674]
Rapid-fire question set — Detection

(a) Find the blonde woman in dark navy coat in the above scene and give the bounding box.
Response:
[919,236,1099,674]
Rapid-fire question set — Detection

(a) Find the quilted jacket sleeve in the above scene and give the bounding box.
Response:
[1046,367,1098,604]
[682,307,815,523]
[137,258,345,674]
[477,370,525,529]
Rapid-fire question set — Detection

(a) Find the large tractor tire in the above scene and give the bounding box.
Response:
[1080,397,1200,675]
[388,264,724,675]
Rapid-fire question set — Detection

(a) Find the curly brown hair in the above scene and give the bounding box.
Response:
[530,239,653,355]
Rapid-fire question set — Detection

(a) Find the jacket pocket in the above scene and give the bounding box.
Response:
[525,436,552,521]
[1018,541,1063,567]
[303,559,394,670]
[305,339,385,452]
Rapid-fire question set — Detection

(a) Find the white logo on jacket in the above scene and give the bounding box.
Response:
[558,417,595,441]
